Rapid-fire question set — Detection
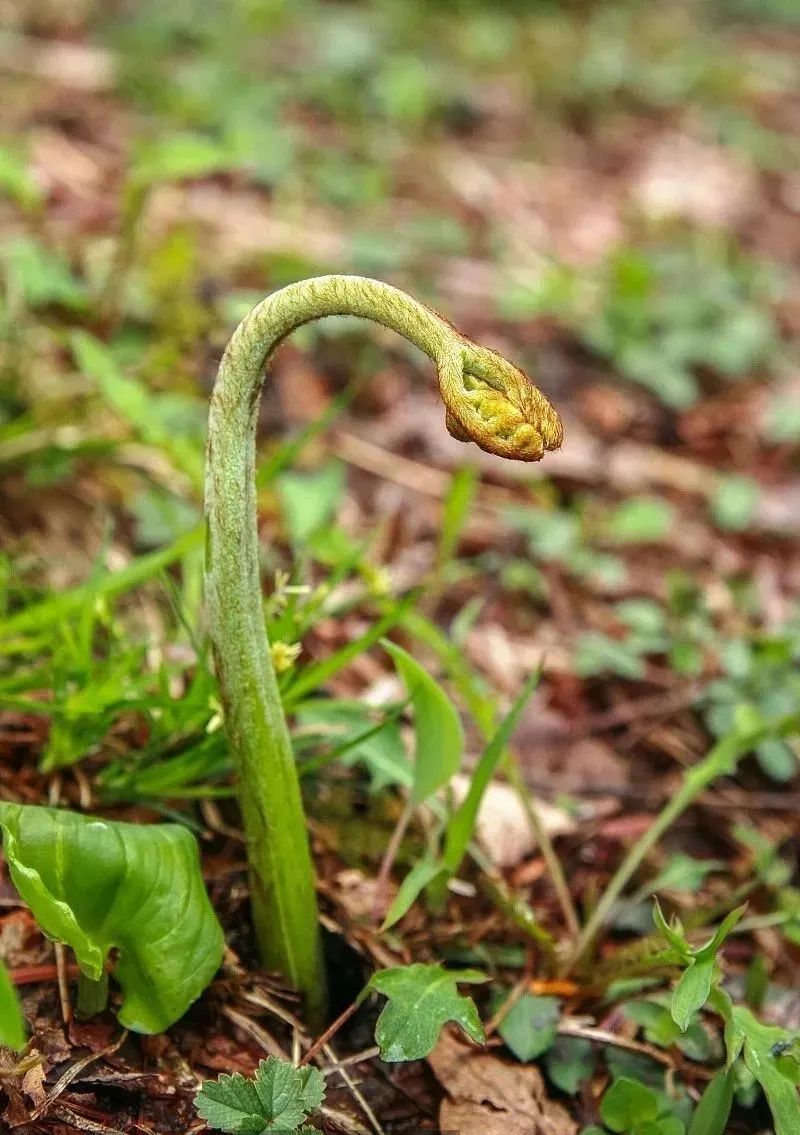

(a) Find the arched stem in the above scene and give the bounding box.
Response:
[204,275,562,1021]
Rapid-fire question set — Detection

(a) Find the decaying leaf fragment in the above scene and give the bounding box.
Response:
[428,1031,577,1135]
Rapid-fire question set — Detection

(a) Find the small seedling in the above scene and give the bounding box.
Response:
[654,901,800,1134]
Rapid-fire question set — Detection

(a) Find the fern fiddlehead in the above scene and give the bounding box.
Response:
[205,275,563,1019]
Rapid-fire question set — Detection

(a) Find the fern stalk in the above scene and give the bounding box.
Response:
[205,274,563,1019]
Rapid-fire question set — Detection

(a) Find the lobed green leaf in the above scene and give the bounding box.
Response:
[364,962,485,1062]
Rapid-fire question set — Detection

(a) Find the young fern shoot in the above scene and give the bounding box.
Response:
[204,275,563,1019]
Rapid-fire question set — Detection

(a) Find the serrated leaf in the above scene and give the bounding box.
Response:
[382,641,463,805]
[196,1073,265,1132]
[0,803,224,1033]
[195,1058,325,1134]
[364,963,485,1061]
[671,956,715,1032]
[0,958,26,1050]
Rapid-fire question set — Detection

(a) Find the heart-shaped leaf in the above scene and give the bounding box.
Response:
[0,803,224,1034]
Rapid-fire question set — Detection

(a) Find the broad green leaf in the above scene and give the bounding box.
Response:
[605,1048,665,1092]
[600,1077,660,1131]
[688,1068,734,1135]
[364,963,485,1062]
[671,956,715,1032]
[195,1057,325,1134]
[382,641,463,805]
[382,857,445,930]
[625,1001,682,1048]
[755,737,797,782]
[0,958,26,1051]
[0,804,224,1034]
[711,987,746,1069]
[498,993,559,1063]
[625,1000,712,1062]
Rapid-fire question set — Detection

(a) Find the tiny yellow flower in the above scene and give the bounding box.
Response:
[271,640,301,674]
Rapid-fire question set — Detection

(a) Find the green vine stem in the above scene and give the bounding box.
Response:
[205,275,563,1019]
[563,714,800,974]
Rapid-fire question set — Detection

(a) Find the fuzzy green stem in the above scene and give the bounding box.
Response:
[205,275,562,1021]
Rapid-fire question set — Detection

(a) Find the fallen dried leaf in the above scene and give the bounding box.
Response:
[428,1032,577,1135]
